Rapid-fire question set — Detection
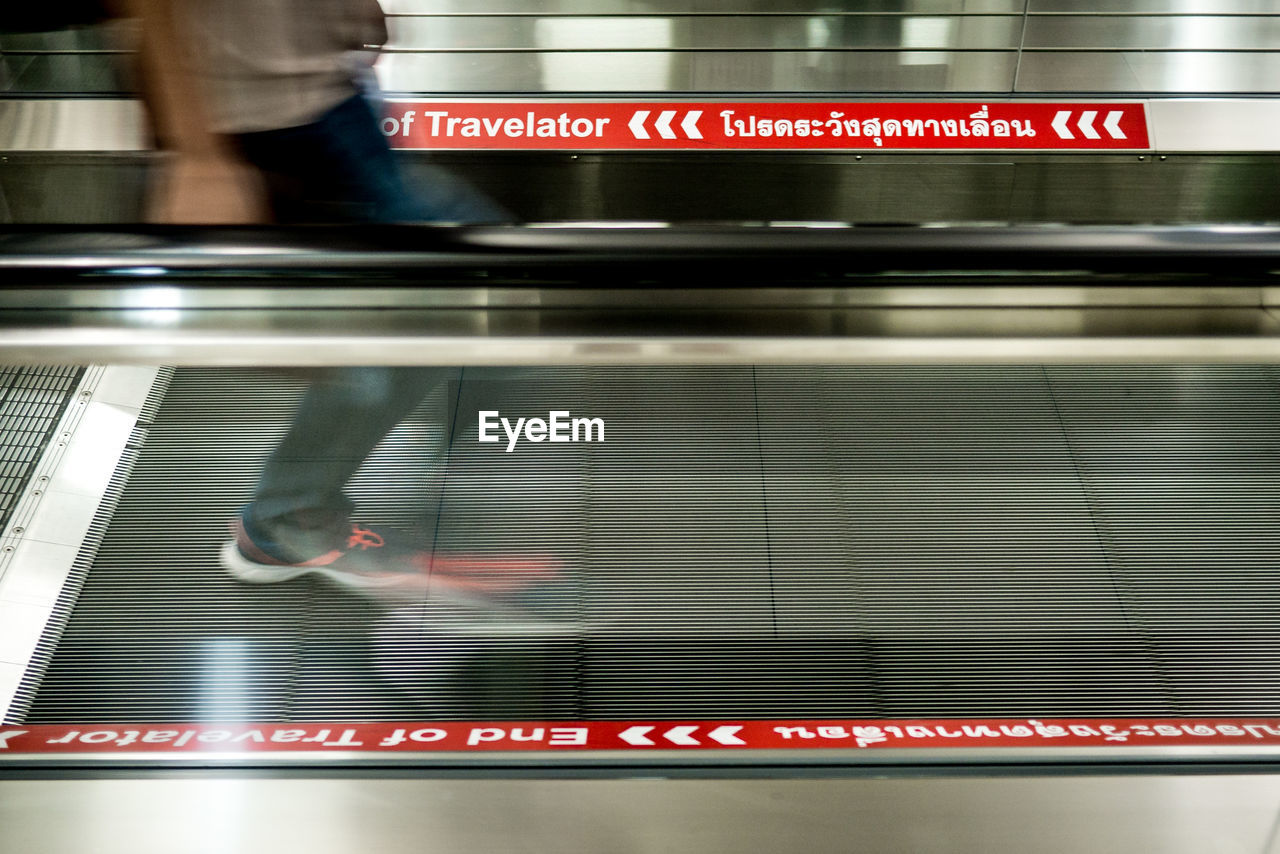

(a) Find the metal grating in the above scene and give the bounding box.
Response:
[3,367,170,725]
[0,366,82,533]
[19,365,1280,723]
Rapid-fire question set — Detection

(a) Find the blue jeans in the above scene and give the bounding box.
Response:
[233,93,502,549]
[246,366,453,541]
[234,92,511,224]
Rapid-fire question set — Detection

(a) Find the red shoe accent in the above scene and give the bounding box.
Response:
[346,525,386,551]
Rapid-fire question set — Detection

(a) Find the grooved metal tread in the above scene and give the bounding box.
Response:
[0,366,81,530]
[18,365,1280,723]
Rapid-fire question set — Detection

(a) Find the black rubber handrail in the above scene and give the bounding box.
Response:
[0,223,1277,279]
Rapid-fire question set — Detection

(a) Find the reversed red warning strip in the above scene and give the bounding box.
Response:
[2,718,1278,754]
[381,101,1150,152]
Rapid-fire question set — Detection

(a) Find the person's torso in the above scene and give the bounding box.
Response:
[179,0,388,133]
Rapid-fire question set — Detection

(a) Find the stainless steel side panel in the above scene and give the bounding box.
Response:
[5,2,1277,97]
[1031,0,1277,12]
[1014,53,1280,95]
[1149,100,1280,153]
[2,775,1280,854]
[384,0,1029,12]
[1,303,1279,366]
[1023,16,1280,51]
[0,100,147,153]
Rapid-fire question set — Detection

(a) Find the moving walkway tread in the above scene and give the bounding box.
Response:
[12,365,1280,725]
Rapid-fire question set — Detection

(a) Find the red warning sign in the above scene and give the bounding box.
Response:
[381,101,1150,152]
[2,717,1276,755]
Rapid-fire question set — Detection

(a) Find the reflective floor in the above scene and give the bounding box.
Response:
[9,364,1280,725]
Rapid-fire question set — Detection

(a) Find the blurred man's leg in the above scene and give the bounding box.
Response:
[239,366,449,563]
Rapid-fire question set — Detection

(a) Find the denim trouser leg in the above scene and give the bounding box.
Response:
[247,367,452,532]
[234,93,513,225]
[233,93,502,539]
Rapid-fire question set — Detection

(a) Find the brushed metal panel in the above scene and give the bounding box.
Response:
[1031,0,1279,12]
[1024,15,1280,51]
[1016,52,1280,94]
[1007,159,1176,223]
[1,308,1279,365]
[1,27,129,95]
[387,15,542,52]
[1,776,1279,854]
[0,101,147,152]
[385,15,1023,51]
[1149,101,1280,153]
[383,0,1027,14]
[0,155,149,224]
[1153,158,1280,221]
[376,51,545,93]
[0,56,18,91]
[0,149,1276,226]
[376,50,1020,93]
[4,54,126,95]
[287,151,1280,223]
[1023,15,1280,50]
[549,158,1016,223]
[0,24,112,53]
[432,154,1280,225]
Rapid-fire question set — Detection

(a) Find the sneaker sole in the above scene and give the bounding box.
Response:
[220,540,540,612]
[220,540,407,589]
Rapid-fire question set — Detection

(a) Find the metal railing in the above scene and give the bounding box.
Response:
[0,223,1278,366]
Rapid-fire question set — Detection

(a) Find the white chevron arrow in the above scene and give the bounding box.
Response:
[681,110,703,139]
[620,725,655,746]
[1103,110,1126,139]
[0,731,28,749]
[628,111,650,140]
[655,110,678,140]
[708,725,745,746]
[1052,111,1073,139]
[1077,110,1100,139]
[664,725,700,745]
[628,110,703,140]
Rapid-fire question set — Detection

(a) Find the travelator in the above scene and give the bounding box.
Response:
[2,223,1280,852]
[6,0,1280,846]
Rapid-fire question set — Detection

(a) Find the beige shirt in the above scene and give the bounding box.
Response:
[177,0,387,134]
